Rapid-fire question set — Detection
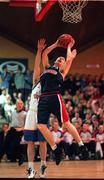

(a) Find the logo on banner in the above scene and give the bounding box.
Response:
[0,61,26,73]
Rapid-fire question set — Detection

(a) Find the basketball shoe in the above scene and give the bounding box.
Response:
[39,165,47,178]
[27,167,36,179]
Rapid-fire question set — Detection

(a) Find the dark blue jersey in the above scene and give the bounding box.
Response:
[40,66,63,94]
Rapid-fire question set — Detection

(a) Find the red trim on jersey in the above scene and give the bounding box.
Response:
[58,94,69,123]
[41,91,60,96]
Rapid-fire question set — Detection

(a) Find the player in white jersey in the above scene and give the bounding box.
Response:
[24,82,41,132]
[24,39,47,178]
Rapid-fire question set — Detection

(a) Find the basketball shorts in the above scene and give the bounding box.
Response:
[24,129,46,142]
[24,109,46,142]
[38,94,69,125]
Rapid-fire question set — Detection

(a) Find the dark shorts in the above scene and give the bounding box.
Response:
[24,129,46,142]
[37,94,69,125]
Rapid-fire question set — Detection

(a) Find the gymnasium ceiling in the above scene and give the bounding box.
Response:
[0,1,104,58]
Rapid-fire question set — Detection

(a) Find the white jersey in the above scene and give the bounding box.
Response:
[24,82,41,130]
[29,82,41,110]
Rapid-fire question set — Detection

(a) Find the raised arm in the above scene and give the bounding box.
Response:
[42,40,60,70]
[62,44,77,80]
[33,39,46,85]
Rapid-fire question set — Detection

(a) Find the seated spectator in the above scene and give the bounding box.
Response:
[0,123,17,162]
[95,125,104,159]
[63,90,71,103]
[10,100,27,165]
[91,100,103,118]
[74,122,82,134]
[0,89,7,105]
[51,118,64,145]
[80,123,96,160]
[65,100,73,117]
[11,92,18,104]
[49,118,65,161]
[17,92,23,102]
[4,94,13,123]
[84,113,92,125]
[91,115,99,137]
[71,112,82,127]
[62,124,79,160]
[72,89,81,106]
[0,89,7,118]
[84,82,95,100]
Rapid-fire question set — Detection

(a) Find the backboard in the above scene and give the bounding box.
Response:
[9,0,88,23]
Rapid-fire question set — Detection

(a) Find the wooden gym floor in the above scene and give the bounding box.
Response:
[0,160,104,179]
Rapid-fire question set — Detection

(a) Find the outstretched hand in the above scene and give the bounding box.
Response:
[55,39,63,48]
[37,38,46,51]
[67,44,77,59]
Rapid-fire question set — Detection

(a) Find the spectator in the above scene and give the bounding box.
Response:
[62,124,79,160]
[50,118,65,161]
[12,92,18,104]
[0,89,7,118]
[80,123,96,160]
[14,68,25,100]
[91,115,99,137]
[91,100,103,118]
[0,123,17,162]
[71,112,82,127]
[10,100,27,165]
[96,125,104,159]
[65,100,73,117]
[84,112,91,122]
[63,90,71,103]
[0,67,11,94]
[4,94,13,123]
[17,92,23,102]
[8,71,16,97]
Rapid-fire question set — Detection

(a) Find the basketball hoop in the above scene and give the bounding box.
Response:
[58,0,88,23]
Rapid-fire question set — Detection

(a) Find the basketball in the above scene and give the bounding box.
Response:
[58,34,75,48]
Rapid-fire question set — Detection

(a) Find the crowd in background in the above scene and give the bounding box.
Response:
[0,67,104,163]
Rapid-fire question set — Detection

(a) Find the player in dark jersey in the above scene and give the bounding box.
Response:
[37,38,89,165]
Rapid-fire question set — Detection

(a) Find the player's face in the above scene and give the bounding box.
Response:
[54,56,65,68]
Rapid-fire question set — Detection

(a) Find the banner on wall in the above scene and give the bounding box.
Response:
[0,58,28,73]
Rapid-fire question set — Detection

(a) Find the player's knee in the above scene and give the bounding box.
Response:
[28,141,34,145]
[63,121,70,128]
[40,141,46,146]
[37,124,47,131]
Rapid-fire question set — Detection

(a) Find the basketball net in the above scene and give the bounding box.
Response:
[58,0,88,23]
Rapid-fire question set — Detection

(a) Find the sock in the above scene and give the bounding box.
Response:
[28,162,34,170]
[78,141,84,147]
[40,160,46,166]
[51,144,57,151]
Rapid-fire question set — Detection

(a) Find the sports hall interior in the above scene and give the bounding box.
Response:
[0,1,104,179]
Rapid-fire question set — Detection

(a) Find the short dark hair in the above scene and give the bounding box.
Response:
[2,123,9,127]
